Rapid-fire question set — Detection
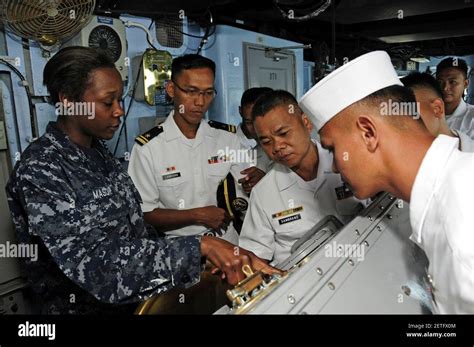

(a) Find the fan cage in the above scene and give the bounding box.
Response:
[0,0,96,43]
[155,18,184,49]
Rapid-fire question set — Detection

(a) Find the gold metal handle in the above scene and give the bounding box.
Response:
[242,264,254,278]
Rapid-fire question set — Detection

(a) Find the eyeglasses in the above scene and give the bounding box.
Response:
[172,80,217,99]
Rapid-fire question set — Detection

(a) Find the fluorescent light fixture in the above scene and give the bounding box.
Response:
[410,57,430,63]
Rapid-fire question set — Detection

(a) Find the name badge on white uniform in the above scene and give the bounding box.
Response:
[272,206,303,225]
[162,166,181,180]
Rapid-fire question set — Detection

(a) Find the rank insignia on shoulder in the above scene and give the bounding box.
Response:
[135,126,163,146]
[208,120,237,133]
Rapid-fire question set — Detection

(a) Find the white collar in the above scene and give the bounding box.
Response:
[448,99,468,118]
[274,164,298,191]
[162,110,211,146]
[450,129,471,152]
[315,139,334,176]
[409,135,460,243]
[275,140,332,192]
[236,124,257,149]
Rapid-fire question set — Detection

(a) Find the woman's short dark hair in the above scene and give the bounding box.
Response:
[43,46,116,104]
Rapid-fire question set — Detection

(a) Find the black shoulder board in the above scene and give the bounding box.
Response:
[208,120,236,133]
[135,126,163,146]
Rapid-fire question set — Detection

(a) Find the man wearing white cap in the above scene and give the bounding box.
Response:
[239,90,363,265]
[299,51,474,314]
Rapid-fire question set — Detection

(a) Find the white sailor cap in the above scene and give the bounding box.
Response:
[299,51,403,132]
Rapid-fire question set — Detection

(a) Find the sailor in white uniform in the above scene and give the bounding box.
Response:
[236,87,274,173]
[235,87,274,194]
[128,55,250,245]
[436,57,474,140]
[445,99,474,139]
[239,91,363,265]
[402,72,474,152]
[299,51,474,314]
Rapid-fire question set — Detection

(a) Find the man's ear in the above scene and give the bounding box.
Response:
[238,106,242,117]
[355,115,378,153]
[301,112,314,133]
[431,98,445,119]
[464,78,469,91]
[165,80,175,99]
[58,92,69,104]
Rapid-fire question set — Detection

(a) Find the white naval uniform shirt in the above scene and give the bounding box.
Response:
[239,140,363,265]
[446,99,474,140]
[235,124,273,172]
[451,129,474,153]
[128,111,249,244]
[410,135,474,314]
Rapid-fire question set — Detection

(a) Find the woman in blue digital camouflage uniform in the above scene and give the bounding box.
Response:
[5,47,278,314]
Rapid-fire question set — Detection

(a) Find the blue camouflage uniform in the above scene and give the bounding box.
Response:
[5,122,201,314]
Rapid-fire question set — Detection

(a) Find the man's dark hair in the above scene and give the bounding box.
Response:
[171,54,216,80]
[402,72,444,99]
[252,90,301,120]
[355,84,423,129]
[436,57,469,79]
[359,84,417,114]
[43,46,116,105]
[240,87,273,107]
